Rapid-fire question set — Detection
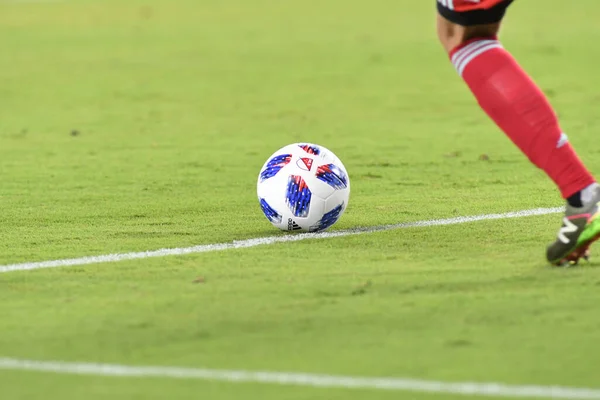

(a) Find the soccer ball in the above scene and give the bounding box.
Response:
[257,143,350,232]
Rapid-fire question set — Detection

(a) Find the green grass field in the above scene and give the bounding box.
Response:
[2,0,600,399]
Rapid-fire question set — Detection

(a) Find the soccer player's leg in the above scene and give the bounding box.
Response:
[435,0,600,266]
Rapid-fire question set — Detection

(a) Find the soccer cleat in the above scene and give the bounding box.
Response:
[546,188,600,266]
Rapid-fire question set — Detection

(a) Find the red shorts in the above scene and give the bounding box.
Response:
[437,0,514,26]
[440,0,507,12]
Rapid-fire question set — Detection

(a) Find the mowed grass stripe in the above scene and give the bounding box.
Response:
[0,207,562,273]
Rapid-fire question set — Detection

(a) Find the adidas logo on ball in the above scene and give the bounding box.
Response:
[287,218,302,231]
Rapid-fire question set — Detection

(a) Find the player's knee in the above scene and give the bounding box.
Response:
[437,14,501,53]
[436,14,461,53]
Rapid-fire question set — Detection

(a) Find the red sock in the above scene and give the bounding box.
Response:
[450,37,595,199]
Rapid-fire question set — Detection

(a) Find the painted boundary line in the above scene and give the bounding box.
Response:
[1,357,600,399]
[0,207,563,274]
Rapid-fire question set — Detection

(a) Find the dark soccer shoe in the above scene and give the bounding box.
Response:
[546,190,600,266]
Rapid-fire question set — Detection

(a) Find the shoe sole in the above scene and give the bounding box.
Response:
[555,213,600,266]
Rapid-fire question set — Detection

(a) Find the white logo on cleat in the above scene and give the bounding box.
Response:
[558,217,578,244]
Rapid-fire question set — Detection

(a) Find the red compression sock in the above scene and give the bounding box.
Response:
[450,36,595,199]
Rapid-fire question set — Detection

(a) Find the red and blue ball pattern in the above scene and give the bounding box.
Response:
[298,144,321,155]
[309,203,344,232]
[259,198,282,224]
[316,164,348,190]
[286,175,312,217]
[260,154,292,182]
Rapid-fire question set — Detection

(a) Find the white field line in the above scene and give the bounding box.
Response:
[1,357,600,399]
[0,207,563,274]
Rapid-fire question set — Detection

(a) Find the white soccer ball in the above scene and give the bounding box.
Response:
[257,143,350,232]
